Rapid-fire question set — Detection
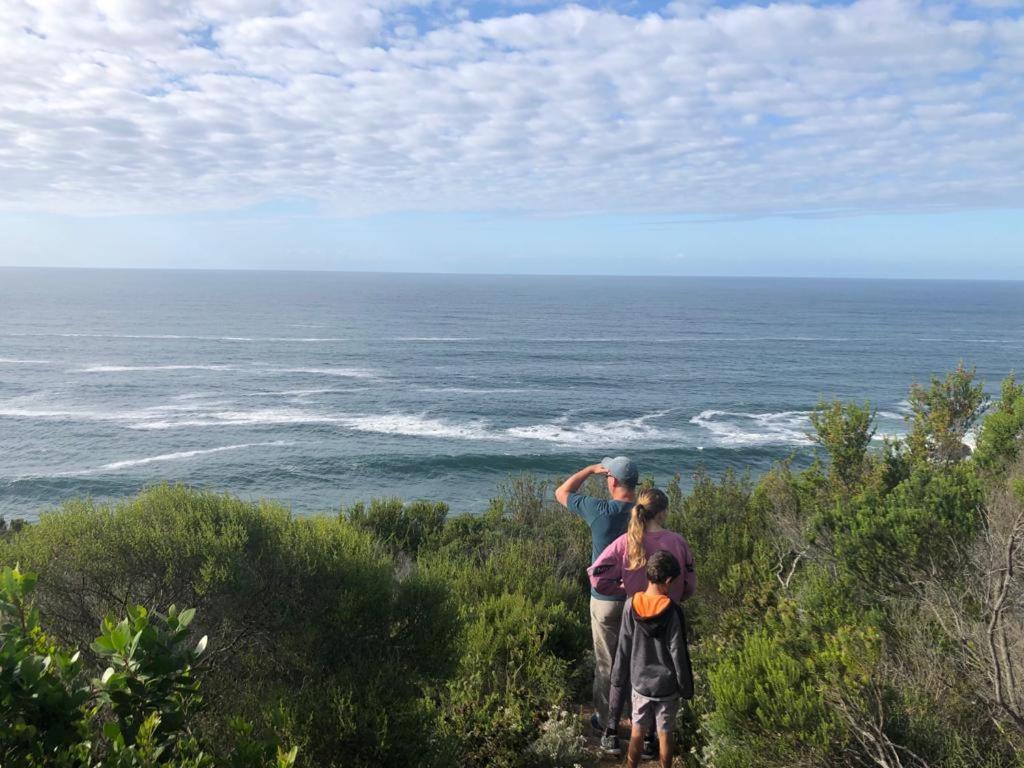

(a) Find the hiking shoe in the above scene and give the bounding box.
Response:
[641,734,658,760]
[600,730,622,757]
[590,713,604,735]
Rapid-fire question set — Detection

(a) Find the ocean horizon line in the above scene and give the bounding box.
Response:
[0,264,1022,283]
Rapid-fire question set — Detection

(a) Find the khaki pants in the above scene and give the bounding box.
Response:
[590,596,625,727]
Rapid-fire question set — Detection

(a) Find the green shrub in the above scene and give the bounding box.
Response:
[0,564,297,768]
[0,485,458,768]
[906,362,987,466]
[706,625,839,768]
[526,707,588,768]
[0,565,90,766]
[974,373,1024,471]
[816,463,982,589]
[809,399,876,491]
[438,591,576,768]
[343,497,448,557]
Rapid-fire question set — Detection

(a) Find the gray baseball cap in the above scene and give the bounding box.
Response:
[601,456,638,486]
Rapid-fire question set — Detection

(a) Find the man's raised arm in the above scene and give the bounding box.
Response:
[555,463,607,507]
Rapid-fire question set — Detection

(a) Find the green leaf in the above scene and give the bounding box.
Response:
[110,620,132,653]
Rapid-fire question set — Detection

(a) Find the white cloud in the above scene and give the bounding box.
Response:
[0,0,1021,216]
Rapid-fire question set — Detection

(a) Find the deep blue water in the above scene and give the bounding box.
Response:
[1,269,1022,519]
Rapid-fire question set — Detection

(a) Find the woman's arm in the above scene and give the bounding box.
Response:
[587,535,627,597]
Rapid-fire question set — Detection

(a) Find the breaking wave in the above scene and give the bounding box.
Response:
[79,364,232,372]
[690,410,814,447]
[506,411,680,446]
[98,442,292,471]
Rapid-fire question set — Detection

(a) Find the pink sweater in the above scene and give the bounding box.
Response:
[587,529,696,604]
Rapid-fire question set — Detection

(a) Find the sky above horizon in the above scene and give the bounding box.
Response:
[1,0,1022,277]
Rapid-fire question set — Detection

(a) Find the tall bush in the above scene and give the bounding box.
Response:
[0,486,458,768]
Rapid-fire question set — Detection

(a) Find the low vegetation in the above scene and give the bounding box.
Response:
[2,365,1023,767]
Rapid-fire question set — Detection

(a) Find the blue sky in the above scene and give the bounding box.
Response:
[1,0,1022,277]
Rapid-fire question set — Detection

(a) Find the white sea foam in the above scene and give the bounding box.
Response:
[131,408,343,430]
[919,338,1022,344]
[877,410,906,420]
[0,401,232,424]
[0,358,51,364]
[12,441,294,480]
[419,386,531,394]
[690,410,814,446]
[507,411,678,446]
[392,337,483,342]
[56,333,256,341]
[6,332,356,343]
[338,413,494,440]
[264,367,376,378]
[99,441,292,471]
[79,364,232,373]
[249,388,363,396]
[0,406,97,420]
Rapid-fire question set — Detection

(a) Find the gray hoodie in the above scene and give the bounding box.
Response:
[607,592,693,723]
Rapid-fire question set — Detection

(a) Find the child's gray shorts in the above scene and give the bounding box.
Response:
[631,689,680,733]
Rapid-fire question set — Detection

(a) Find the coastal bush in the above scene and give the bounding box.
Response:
[526,707,588,768]
[975,373,1024,471]
[0,564,296,768]
[418,534,589,766]
[0,486,459,768]
[814,462,982,589]
[436,590,577,768]
[906,362,987,465]
[809,399,876,491]
[343,497,448,558]
[1,564,90,765]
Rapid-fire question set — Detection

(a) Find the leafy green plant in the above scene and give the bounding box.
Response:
[343,497,448,557]
[91,604,207,758]
[808,399,876,491]
[0,564,90,767]
[907,362,987,465]
[974,373,1024,471]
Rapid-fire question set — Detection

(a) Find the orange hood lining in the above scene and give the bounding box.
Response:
[632,592,671,618]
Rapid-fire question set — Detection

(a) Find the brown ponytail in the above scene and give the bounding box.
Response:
[626,488,668,570]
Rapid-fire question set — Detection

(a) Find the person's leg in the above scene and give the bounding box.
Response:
[654,697,679,768]
[626,725,645,768]
[629,690,654,767]
[657,732,673,768]
[589,597,624,727]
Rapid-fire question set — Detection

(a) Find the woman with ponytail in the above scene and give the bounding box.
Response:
[588,487,695,604]
[587,488,696,759]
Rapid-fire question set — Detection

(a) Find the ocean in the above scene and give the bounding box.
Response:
[1,269,1022,520]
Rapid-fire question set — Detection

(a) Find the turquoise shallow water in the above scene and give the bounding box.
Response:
[1,269,1022,519]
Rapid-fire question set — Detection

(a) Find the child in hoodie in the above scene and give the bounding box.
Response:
[606,550,693,768]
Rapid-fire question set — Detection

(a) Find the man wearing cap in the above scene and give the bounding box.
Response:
[555,456,638,736]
